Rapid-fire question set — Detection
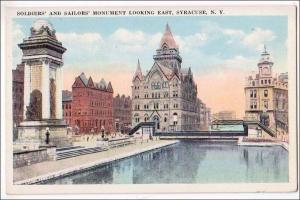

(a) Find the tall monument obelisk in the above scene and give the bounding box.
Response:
[17,19,70,148]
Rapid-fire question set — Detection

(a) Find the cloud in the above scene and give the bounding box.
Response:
[222,29,245,37]
[111,28,145,44]
[56,32,103,53]
[55,32,104,65]
[242,27,276,51]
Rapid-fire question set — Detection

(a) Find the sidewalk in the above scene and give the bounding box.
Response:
[14,139,178,184]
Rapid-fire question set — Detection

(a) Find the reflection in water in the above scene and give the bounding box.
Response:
[41,141,288,184]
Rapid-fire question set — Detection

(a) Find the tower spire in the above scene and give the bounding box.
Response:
[133,59,143,81]
[159,23,177,49]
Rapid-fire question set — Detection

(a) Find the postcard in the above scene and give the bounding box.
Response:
[1,1,299,197]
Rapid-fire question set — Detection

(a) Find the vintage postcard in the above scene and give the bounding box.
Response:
[1,1,299,197]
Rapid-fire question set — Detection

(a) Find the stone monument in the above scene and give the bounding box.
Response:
[16,19,71,149]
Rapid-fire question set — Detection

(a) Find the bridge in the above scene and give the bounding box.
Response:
[129,120,276,138]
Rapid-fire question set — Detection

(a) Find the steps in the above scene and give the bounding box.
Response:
[56,146,108,160]
[129,122,155,135]
[56,146,82,152]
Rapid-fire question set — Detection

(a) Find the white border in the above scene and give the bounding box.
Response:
[1,1,299,199]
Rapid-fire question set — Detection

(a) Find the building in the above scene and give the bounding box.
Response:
[16,19,71,148]
[131,24,208,131]
[62,90,72,126]
[70,73,114,134]
[244,46,288,141]
[212,110,237,121]
[199,99,211,130]
[12,63,24,126]
[113,94,132,133]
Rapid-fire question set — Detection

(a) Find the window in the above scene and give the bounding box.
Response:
[261,80,263,84]
[268,79,271,84]
[164,92,169,98]
[264,80,267,84]
[264,90,268,97]
[252,81,255,86]
[173,91,178,97]
[250,90,253,98]
[253,90,257,98]
[164,117,167,122]
[264,101,268,109]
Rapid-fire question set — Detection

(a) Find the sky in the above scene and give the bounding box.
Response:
[12,16,288,118]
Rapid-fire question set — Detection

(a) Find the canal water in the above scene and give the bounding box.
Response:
[41,141,288,184]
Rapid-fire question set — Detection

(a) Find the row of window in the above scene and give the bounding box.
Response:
[249,89,268,98]
[63,104,71,109]
[134,91,179,99]
[74,119,111,128]
[72,110,112,117]
[249,101,269,109]
[134,81,179,91]
[251,79,272,86]
[73,90,111,99]
[134,103,178,110]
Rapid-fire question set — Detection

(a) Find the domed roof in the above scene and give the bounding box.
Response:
[32,19,54,31]
[160,23,177,49]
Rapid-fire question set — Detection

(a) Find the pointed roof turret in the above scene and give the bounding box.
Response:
[107,81,113,92]
[133,59,143,81]
[160,23,177,49]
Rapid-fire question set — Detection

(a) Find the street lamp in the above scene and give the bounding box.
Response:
[45,127,50,145]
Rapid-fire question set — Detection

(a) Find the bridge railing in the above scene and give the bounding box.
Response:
[154,130,247,137]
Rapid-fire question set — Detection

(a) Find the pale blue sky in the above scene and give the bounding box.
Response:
[13,16,288,75]
[12,16,289,116]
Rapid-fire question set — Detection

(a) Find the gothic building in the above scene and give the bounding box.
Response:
[245,46,288,141]
[131,24,208,131]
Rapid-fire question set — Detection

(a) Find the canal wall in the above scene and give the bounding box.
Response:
[238,138,289,151]
[14,140,179,185]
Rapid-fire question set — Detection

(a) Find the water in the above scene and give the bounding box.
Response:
[41,141,288,184]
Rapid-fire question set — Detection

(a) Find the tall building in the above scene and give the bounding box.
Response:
[70,73,114,134]
[62,90,72,126]
[244,46,288,140]
[131,24,208,131]
[12,63,24,126]
[113,94,132,133]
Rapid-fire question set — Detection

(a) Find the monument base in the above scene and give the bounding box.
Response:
[16,119,72,150]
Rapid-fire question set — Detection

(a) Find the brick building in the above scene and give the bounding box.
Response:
[63,73,114,134]
[62,90,72,126]
[113,94,132,133]
[12,63,24,126]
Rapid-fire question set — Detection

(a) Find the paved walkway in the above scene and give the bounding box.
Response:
[14,140,176,183]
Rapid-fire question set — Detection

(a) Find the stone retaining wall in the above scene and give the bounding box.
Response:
[13,147,56,168]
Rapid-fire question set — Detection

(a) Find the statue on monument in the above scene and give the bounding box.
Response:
[26,90,42,120]
[50,78,56,119]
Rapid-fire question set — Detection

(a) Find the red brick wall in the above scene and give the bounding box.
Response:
[70,77,114,134]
